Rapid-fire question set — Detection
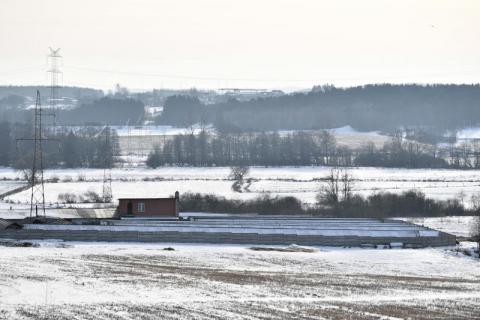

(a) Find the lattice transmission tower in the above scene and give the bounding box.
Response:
[47,47,62,123]
[102,126,113,203]
[17,91,56,217]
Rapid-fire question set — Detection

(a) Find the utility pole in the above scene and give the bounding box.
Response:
[17,91,56,217]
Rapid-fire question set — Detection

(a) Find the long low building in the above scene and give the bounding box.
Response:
[0,216,455,247]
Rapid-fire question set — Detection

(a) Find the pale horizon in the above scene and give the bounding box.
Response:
[1,0,479,91]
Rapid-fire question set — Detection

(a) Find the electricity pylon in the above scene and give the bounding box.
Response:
[17,91,56,217]
[47,47,62,121]
[102,126,113,203]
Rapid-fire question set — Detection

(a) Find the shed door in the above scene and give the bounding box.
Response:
[127,202,133,215]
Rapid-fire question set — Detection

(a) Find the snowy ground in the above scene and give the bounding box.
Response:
[0,241,478,319]
[457,127,480,140]
[1,166,480,210]
[400,216,475,238]
[0,181,24,196]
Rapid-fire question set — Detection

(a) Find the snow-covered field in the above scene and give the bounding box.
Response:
[114,124,213,136]
[0,181,25,196]
[457,127,480,140]
[0,241,478,319]
[401,216,475,238]
[1,166,480,209]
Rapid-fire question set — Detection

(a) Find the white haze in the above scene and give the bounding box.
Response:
[0,0,479,91]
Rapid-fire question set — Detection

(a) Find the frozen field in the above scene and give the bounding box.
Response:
[1,166,480,209]
[0,242,478,319]
[401,216,475,238]
[0,181,25,196]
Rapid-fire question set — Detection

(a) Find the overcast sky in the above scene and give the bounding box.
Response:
[1,0,479,91]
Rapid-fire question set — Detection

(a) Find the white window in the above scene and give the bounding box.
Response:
[138,202,145,212]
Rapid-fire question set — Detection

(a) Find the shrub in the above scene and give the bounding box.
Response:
[146,146,162,168]
[83,190,103,203]
[58,192,78,204]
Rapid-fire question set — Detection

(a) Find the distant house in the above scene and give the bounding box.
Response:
[117,192,179,217]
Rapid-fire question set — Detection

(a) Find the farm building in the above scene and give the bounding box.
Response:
[117,191,179,217]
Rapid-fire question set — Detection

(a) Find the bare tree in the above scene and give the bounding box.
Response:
[341,168,354,202]
[317,167,354,205]
[229,166,250,193]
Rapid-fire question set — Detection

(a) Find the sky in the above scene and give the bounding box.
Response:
[1,0,479,92]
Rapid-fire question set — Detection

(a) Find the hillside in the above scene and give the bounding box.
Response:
[157,84,480,133]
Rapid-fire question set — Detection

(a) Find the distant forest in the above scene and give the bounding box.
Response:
[2,84,480,131]
[58,97,145,125]
[157,84,480,132]
[0,122,119,169]
[0,93,145,126]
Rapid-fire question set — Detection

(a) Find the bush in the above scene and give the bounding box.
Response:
[83,190,103,203]
[58,192,78,204]
[179,190,471,218]
[146,146,162,168]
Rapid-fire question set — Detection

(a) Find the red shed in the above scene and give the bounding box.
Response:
[117,192,179,217]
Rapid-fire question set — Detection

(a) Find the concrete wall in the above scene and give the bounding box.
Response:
[0,229,456,247]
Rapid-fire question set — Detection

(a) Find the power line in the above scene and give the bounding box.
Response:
[63,65,480,83]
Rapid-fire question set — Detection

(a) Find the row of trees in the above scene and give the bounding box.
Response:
[0,122,119,169]
[315,167,466,217]
[146,130,480,169]
[147,130,348,167]
[179,190,470,218]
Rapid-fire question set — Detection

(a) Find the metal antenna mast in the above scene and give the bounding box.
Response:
[47,47,62,123]
[17,91,56,217]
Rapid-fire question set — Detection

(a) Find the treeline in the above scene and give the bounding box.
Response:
[146,130,480,169]
[179,190,470,218]
[58,97,144,125]
[156,84,480,132]
[147,131,348,167]
[0,122,119,169]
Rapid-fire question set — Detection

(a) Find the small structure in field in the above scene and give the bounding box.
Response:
[117,191,179,218]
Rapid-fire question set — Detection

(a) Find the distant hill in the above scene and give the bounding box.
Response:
[156,84,480,133]
[0,85,103,101]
